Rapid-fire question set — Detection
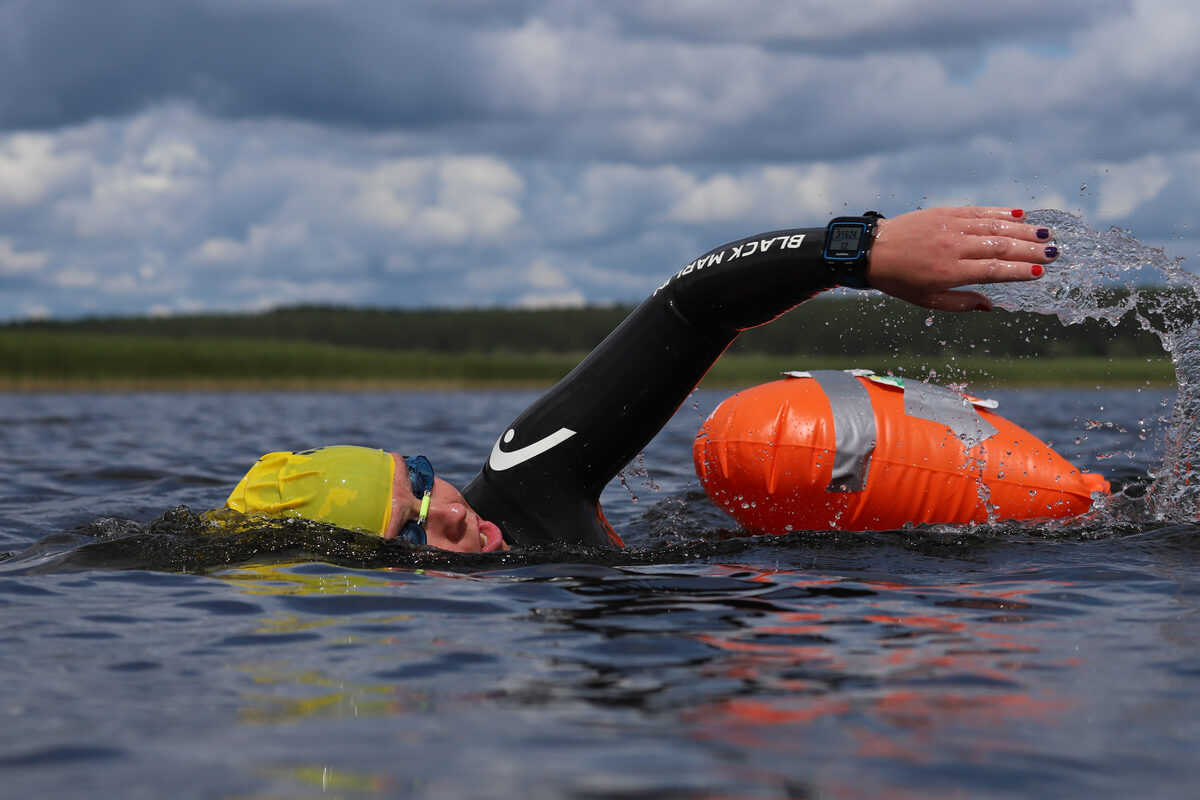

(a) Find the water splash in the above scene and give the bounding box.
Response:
[980,210,1200,521]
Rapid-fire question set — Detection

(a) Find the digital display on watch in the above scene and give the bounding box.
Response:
[825,222,866,259]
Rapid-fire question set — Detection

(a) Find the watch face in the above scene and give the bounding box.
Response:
[828,223,864,254]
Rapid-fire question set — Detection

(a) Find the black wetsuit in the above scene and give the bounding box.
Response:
[462,227,845,548]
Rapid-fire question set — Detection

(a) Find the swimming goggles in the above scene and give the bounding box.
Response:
[398,455,434,546]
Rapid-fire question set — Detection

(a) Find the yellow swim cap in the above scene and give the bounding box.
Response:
[226,446,396,535]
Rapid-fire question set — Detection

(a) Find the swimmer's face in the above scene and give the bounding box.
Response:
[384,453,508,553]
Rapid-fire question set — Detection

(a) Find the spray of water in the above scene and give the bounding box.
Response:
[980,210,1199,521]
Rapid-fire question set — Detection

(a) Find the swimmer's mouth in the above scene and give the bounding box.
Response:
[479,520,505,552]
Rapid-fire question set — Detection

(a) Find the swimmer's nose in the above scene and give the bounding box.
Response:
[427,501,470,544]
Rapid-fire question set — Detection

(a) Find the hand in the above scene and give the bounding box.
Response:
[866,206,1057,312]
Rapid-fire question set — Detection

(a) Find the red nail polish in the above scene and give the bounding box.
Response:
[1011,209,1025,219]
[974,303,992,312]
[1032,264,1044,277]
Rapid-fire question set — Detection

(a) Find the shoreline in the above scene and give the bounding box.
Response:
[1,329,1174,392]
[0,367,1177,393]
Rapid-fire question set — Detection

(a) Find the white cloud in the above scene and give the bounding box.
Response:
[668,174,752,223]
[1086,0,1200,85]
[487,18,571,111]
[0,133,88,210]
[464,258,566,294]
[189,236,248,267]
[525,257,570,291]
[53,267,99,289]
[349,156,523,244]
[141,139,209,176]
[55,134,210,238]
[230,276,367,311]
[1095,155,1172,220]
[0,238,50,274]
[20,303,51,321]
[530,164,693,239]
[668,163,883,225]
[516,289,587,309]
[435,157,525,236]
[459,253,652,308]
[186,219,365,281]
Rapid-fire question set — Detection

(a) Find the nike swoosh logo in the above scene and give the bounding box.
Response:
[488,427,576,472]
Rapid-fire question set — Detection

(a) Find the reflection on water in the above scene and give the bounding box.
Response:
[221,563,439,727]
[684,565,1078,788]
[148,550,1194,799]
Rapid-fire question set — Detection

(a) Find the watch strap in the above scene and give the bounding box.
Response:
[826,211,884,289]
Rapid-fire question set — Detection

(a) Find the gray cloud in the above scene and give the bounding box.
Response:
[0,0,1196,319]
[1,0,490,130]
[1,0,1160,163]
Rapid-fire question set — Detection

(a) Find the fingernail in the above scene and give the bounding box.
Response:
[1044,245,1059,258]
[1036,228,1050,240]
[1032,264,1045,277]
[1011,209,1025,219]
[975,303,992,312]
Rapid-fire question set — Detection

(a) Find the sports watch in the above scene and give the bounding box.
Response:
[824,211,885,289]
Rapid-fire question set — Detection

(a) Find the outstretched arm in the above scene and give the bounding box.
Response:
[463,206,1056,548]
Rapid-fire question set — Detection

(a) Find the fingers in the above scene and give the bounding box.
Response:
[954,258,1048,285]
[959,219,1053,242]
[948,206,1030,221]
[866,205,1056,309]
[959,237,1060,265]
[943,205,1051,240]
[942,207,1059,278]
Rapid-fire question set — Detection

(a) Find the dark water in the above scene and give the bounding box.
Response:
[2,385,1198,799]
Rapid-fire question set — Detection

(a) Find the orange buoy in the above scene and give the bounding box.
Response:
[693,371,1109,532]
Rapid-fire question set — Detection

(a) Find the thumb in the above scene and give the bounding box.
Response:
[906,289,994,313]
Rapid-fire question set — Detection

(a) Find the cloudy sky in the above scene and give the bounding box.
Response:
[1,0,1197,319]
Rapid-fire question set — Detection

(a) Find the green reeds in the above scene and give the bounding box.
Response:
[0,331,1175,391]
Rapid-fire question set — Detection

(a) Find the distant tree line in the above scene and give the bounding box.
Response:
[6,291,1177,360]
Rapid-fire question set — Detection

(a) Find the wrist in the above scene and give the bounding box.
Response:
[824,211,885,289]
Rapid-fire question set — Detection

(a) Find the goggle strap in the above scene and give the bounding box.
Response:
[417,492,431,525]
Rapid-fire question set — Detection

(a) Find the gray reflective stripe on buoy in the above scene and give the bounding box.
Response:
[809,370,876,493]
[903,381,999,448]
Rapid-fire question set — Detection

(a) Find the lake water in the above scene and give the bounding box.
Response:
[2,385,1197,799]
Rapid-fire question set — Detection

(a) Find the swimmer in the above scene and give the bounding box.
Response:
[226,206,1059,552]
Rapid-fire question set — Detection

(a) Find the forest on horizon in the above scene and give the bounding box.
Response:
[3,291,1172,360]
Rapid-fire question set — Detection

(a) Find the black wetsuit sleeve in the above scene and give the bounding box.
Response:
[462,228,839,548]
